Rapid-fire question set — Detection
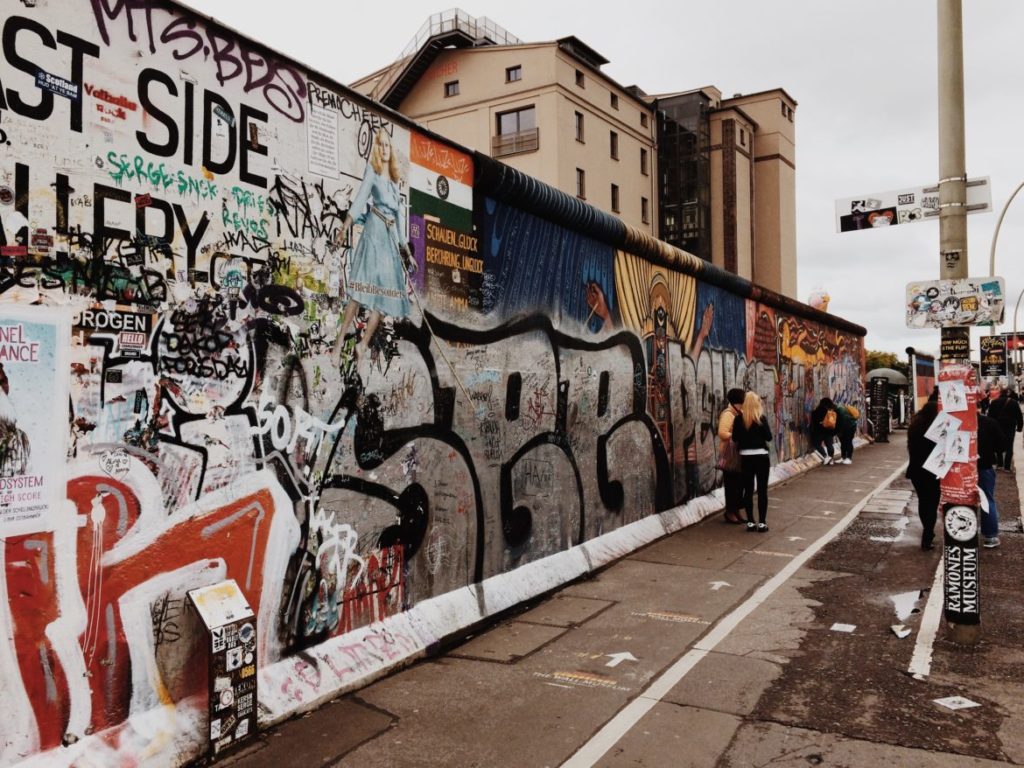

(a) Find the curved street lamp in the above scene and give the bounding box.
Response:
[987,181,1024,383]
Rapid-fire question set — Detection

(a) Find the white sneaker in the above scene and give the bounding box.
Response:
[841,458,852,465]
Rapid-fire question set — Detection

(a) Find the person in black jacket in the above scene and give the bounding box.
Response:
[977,412,1005,548]
[810,398,837,465]
[732,391,773,532]
[906,391,940,550]
[988,389,1023,470]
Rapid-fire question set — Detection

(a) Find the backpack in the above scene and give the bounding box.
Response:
[822,409,837,429]
[846,404,860,420]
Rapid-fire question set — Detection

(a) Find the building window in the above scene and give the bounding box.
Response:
[641,148,649,176]
[493,105,539,157]
[610,131,619,160]
[640,112,649,128]
[506,65,522,83]
[575,111,585,142]
[610,93,619,110]
[740,128,746,147]
[497,106,536,135]
[641,196,650,223]
[444,80,459,97]
[611,184,620,213]
[576,168,586,199]
[575,69,585,87]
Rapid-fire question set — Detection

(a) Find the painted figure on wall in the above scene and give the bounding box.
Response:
[331,129,414,373]
[0,363,30,476]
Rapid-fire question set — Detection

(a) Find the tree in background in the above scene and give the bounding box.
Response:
[865,350,910,378]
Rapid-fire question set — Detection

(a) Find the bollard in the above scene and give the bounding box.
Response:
[187,579,259,757]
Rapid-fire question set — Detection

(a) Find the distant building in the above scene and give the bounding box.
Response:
[351,10,797,298]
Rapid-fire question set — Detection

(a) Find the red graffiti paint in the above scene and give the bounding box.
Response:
[5,475,282,748]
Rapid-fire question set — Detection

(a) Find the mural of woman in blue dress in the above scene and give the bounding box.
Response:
[331,129,412,370]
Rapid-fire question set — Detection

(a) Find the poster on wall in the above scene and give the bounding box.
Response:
[979,335,1007,380]
[0,306,70,535]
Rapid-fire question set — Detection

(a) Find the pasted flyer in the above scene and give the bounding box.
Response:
[0,306,70,535]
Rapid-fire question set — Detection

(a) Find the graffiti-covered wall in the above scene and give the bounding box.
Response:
[0,2,864,764]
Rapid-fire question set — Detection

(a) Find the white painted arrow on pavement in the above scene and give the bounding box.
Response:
[605,652,638,668]
[787,536,805,542]
[709,581,732,591]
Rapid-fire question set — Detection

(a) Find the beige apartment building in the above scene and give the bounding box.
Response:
[352,11,797,298]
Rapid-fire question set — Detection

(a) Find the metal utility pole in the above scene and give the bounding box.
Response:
[937,0,979,646]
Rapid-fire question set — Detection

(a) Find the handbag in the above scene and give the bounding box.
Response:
[716,440,742,473]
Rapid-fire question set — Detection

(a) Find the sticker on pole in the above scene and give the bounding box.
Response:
[836,177,990,232]
[906,277,1005,328]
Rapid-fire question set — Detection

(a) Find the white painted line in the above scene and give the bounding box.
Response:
[908,561,945,680]
[561,460,910,768]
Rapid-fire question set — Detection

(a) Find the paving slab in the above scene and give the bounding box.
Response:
[594,704,742,768]
[515,595,615,627]
[448,620,567,663]
[661,650,783,716]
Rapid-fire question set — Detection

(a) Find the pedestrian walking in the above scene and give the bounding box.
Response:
[977,412,1004,549]
[810,398,838,464]
[835,402,859,464]
[988,388,1022,470]
[906,391,940,550]
[717,387,746,524]
[732,391,773,532]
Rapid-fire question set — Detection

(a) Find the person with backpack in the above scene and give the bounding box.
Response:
[835,402,860,464]
[732,391,773,532]
[717,388,747,524]
[810,398,838,465]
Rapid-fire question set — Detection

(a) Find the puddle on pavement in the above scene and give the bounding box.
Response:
[869,517,910,542]
[891,590,924,622]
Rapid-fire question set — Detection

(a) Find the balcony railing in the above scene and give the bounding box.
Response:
[491,128,540,158]
[371,9,522,102]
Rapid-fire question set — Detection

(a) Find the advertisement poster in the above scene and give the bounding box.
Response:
[979,335,1008,380]
[0,306,70,535]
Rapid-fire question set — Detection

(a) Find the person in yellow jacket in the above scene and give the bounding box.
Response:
[717,388,747,524]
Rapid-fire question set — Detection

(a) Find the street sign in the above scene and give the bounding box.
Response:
[835,177,991,232]
[906,276,1005,328]
[979,335,1008,380]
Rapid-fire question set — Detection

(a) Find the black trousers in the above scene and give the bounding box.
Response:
[1000,428,1015,469]
[723,469,744,514]
[741,453,771,523]
[910,469,940,545]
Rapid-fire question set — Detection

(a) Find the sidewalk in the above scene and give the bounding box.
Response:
[222,435,1023,767]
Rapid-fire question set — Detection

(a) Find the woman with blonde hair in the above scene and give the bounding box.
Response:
[330,129,413,375]
[731,391,773,532]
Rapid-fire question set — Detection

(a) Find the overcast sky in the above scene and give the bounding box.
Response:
[186,0,1024,359]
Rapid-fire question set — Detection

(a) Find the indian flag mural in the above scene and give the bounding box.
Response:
[409,134,480,314]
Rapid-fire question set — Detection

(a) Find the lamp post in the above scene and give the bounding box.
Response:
[988,180,1024,280]
[1013,286,1024,381]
